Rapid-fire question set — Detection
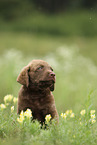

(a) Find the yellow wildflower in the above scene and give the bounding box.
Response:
[61,113,67,119]
[80,109,86,116]
[91,114,96,119]
[91,119,96,124]
[24,109,32,119]
[17,116,25,123]
[70,113,75,118]
[20,110,24,117]
[65,110,70,115]
[65,110,73,115]
[45,114,52,123]
[90,110,96,114]
[89,119,96,124]
[61,113,64,117]
[0,104,6,110]
[11,106,14,112]
[17,109,33,124]
[4,95,13,104]
[17,110,25,123]
[13,97,18,104]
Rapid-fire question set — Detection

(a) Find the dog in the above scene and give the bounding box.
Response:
[17,59,59,124]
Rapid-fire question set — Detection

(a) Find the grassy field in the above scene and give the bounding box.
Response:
[0,10,97,145]
[0,93,97,145]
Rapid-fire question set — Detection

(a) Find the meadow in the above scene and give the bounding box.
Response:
[0,10,97,144]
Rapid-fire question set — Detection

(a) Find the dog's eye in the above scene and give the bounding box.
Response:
[37,66,44,70]
[50,67,53,71]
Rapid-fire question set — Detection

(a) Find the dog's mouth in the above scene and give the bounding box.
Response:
[40,80,55,85]
[39,79,55,91]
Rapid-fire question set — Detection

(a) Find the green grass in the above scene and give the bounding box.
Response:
[0,93,97,145]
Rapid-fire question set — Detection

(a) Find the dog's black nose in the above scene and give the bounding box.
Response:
[50,72,55,77]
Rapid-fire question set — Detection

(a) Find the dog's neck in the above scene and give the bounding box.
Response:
[23,85,51,99]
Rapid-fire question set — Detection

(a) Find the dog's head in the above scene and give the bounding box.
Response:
[17,60,56,91]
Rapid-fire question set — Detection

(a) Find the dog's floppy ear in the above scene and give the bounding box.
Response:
[17,66,30,87]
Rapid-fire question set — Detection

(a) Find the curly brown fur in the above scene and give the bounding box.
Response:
[17,59,59,123]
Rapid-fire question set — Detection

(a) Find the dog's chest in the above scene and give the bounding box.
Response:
[32,98,44,108]
[23,91,53,113]
[29,97,50,119]
[28,94,51,111]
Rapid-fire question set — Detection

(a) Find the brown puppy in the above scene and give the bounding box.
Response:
[17,59,59,123]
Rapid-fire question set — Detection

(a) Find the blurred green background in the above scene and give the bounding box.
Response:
[0,0,97,113]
